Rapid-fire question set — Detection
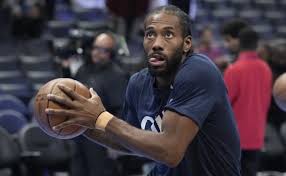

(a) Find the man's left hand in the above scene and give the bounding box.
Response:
[45,85,106,130]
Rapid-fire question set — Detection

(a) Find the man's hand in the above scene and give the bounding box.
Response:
[45,85,106,130]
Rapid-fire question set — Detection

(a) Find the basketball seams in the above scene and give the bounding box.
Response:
[35,78,88,139]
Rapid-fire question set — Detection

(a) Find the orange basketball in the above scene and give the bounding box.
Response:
[273,73,286,112]
[34,78,90,139]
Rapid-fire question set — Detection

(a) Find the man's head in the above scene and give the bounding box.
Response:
[200,26,213,44]
[143,5,193,77]
[239,27,259,51]
[221,19,248,54]
[91,32,116,64]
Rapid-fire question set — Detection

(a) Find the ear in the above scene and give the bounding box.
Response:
[183,36,192,53]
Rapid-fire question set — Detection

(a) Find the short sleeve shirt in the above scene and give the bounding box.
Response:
[122,53,241,176]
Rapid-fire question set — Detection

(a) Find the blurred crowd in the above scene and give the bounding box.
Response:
[0,0,286,176]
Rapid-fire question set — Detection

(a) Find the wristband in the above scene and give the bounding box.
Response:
[95,111,114,131]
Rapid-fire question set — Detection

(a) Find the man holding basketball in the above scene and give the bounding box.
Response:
[46,5,241,175]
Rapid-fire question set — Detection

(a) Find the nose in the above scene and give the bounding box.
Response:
[152,36,164,52]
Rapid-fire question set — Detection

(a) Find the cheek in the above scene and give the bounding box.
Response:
[143,40,152,52]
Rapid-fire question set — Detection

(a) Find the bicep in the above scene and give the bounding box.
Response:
[161,110,199,158]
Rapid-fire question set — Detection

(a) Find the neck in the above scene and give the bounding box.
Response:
[155,75,174,89]
[155,55,187,88]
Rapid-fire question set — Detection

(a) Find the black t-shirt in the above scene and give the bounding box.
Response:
[122,53,241,176]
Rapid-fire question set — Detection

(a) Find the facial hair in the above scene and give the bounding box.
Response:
[148,46,184,77]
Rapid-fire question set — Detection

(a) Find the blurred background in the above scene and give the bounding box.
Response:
[0,0,285,176]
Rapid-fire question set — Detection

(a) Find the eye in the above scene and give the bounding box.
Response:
[145,31,155,39]
[165,31,174,39]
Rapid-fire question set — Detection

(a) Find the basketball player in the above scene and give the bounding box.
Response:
[46,5,241,175]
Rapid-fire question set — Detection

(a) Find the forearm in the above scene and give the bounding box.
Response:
[83,128,135,155]
[105,117,178,167]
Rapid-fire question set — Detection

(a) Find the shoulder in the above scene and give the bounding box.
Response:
[175,53,221,85]
[181,53,219,73]
[127,68,151,92]
[129,68,150,84]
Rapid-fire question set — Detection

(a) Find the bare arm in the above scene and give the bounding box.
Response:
[83,128,134,155]
[104,110,199,167]
[46,85,199,167]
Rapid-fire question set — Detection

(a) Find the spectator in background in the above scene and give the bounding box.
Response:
[106,0,150,41]
[196,26,223,60]
[221,19,248,61]
[68,32,128,176]
[195,26,228,73]
[223,26,272,176]
[168,0,197,20]
[73,32,128,114]
[261,41,286,128]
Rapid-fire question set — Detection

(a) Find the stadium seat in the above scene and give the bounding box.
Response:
[277,25,286,37]
[0,110,28,134]
[0,56,19,71]
[239,8,262,22]
[228,0,251,6]
[212,8,236,21]
[18,123,75,176]
[0,71,27,84]
[253,0,277,8]
[259,123,285,171]
[75,8,108,21]
[0,84,32,99]
[253,24,273,39]
[0,95,29,116]
[0,127,21,176]
[47,21,75,38]
[264,11,285,23]
[20,55,55,72]
[280,122,286,145]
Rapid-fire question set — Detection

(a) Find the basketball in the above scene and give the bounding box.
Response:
[34,78,91,139]
[273,73,286,112]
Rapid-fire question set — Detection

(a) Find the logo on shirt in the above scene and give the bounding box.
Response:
[141,112,163,132]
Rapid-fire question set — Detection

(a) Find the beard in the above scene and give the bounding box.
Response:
[147,46,184,77]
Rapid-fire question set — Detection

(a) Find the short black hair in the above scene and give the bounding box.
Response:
[239,27,259,50]
[221,19,248,38]
[144,5,192,37]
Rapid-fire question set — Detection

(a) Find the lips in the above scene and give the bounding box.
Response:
[148,54,166,67]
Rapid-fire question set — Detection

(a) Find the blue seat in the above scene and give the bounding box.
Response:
[0,127,21,174]
[277,25,286,37]
[0,70,28,84]
[0,95,29,116]
[18,123,75,175]
[0,110,28,134]
[75,8,108,21]
[47,21,75,38]
[239,8,262,22]
[253,24,273,39]
[0,56,19,71]
[212,8,236,21]
[0,84,32,99]
[20,55,55,72]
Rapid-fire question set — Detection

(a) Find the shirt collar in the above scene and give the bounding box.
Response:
[237,51,259,61]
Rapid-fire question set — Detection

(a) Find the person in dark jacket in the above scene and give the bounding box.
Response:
[70,32,128,176]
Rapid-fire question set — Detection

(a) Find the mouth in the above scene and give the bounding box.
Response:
[148,53,166,67]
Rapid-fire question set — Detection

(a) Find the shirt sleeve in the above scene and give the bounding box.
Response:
[164,61,217,128]
[223,66,239,104]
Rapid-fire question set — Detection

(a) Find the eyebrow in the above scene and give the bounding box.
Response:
[145,26,175,31]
